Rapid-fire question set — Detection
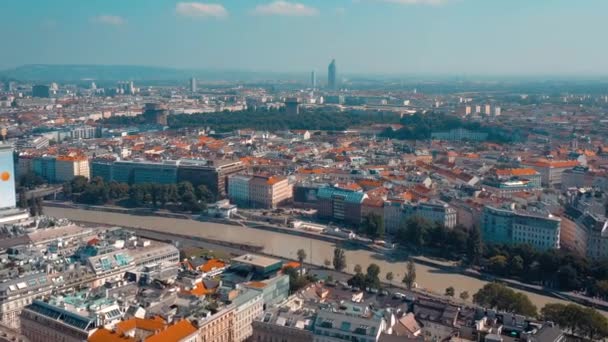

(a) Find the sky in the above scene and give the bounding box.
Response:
[1,0,608,76]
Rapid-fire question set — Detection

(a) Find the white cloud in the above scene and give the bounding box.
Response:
[378,0,448,5]
[176,2,228,18]
[91,15,126,26]
[252,1,319,16]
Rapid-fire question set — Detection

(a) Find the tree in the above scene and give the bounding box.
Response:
[332,248,346,272]
[366,264,381,289]
[354,264,362,275]
[386,272,394,283]
[399,216,432,247]
[541,303,608,340]
[473,283,537,317]
[466,226,483,265]
[402,259,417,290]
[459,291,469,301]
[34,197,43,216]
[17,188,27,208]
[509,255,524,276]
[297,249,306,275]
[445,286,455,297]
[195,184,214,204]
[361,213,384,239]
[488,255,508,275]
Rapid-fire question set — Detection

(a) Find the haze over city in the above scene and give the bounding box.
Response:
[2,0,608,76]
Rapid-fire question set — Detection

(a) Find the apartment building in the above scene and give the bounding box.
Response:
[232,289,264,342]
[482,205,561,251]
[177,159,246,199]
[55,155,90,182]
[522,159,578,187]
[228,174,292,209]
[197,306,235,342]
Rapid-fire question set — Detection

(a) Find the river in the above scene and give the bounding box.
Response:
[45,206,573,310]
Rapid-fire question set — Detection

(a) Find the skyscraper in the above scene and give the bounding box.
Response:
[328,59,337,90]
[190,77,197,93]
[311,70,316,90]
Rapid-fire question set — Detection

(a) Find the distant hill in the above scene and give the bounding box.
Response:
[0,64,305,83]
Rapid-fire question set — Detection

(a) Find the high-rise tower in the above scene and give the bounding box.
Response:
[328,59,337,90]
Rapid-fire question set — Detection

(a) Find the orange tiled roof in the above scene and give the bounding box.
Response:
[524,159,579,168]
[89,329,135,342]
[283,261,301,270]
[115,316,166,335]
[145,320,198,342]
[200,259,226,273]
[183,281,214,297]
[495,168,539,177]
[246,281,268,289]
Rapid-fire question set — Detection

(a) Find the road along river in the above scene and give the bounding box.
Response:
[45,206,576,311]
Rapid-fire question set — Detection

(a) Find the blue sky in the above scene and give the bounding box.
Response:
[1,0,607,75]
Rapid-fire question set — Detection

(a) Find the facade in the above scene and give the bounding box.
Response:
[232,289,264,342]
[316,186,366,226]
[228,174,292,209]
[228,175,252,207]
[190,77,197,92]
[405,201,457,229]
[55,156,90,182]
[32,156,56,183]
[178,159,245,199]
[522,159,579,187]
[198,306,235,342]
[482,205,561,251]
[111,160,179,185]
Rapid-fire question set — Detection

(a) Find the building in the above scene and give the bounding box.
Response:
[178,159,246,199]
[228,174,292,209]
[317,186,367,226]
[327,59,337,90]
[110,160,179,185]
[482,205,561,251]
[312,303,387,342]
[31,85,50,98]
[55,155,90,182]
[252,306,314,342]
[32,156,57,183]
[494,107,501,116]
[197,306,235,342]
[484,104,492,115]
[190,77,197,92]
[311,70,316,90]
[228,175,252,207]
[142,103,168,126]
[522,159,578,187]
[483,168,542,196]
[0,144,16,209]
[561,166,608,191]
[285,97,300,115]
[232,289,264,342]
[465,106,472,115]
[21,296,122,342]
[404,201,457,229]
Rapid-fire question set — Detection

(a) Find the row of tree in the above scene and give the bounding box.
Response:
[63,176,214,213]
[394,216,484,264]
[541,303,608,341]
[102,106,401,132]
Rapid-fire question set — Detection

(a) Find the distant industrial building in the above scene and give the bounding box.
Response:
[32,85,50,98]
[142,103,168,126]
[285,97,300,115]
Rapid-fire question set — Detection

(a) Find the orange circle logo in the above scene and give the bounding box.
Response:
[1,172,9,182]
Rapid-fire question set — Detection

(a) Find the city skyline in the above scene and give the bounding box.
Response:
[2,0,608,76]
